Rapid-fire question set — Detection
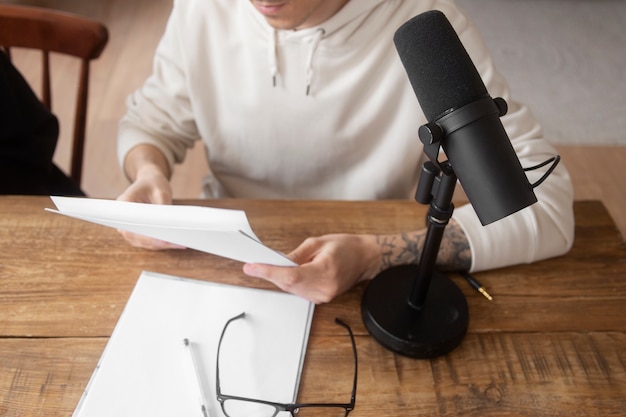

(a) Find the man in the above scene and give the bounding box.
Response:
[116,0,574,303]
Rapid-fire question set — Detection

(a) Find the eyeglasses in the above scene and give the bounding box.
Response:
[216,312,358,417]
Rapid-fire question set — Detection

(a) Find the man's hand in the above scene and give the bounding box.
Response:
[243,233,382,304]
[116,144,185,250]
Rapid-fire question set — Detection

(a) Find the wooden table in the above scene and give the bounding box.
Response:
[1,196,625,416]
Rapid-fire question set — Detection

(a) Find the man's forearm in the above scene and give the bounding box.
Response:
[123,144,171,182]
[376,219,471,273]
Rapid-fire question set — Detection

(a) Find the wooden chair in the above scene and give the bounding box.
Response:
[0,4,108,186]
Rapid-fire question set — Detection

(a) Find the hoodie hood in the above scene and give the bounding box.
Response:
[246,0,392,95]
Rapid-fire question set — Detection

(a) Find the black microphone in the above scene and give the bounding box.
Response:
[361,10,558,359]
[394,10,537,225]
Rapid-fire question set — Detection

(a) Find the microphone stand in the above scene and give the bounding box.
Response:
[361,156,469,358]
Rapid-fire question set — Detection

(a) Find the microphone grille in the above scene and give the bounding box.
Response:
[393,10,488,121]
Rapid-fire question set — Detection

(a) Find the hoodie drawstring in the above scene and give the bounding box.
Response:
[305,28,325,96]
[269,27,325,95]
[269,29,278,87]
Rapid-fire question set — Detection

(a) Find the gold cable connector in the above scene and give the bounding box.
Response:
[461,271,493,301]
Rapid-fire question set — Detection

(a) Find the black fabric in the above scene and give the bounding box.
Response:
[0,49,85,196]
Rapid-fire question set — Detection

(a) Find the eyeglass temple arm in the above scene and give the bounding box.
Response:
[216,312,247,396]
[335,318,358,408]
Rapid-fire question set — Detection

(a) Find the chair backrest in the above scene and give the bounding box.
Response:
[0,4,108,185]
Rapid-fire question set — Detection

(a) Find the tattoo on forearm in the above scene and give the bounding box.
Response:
[376,222,471,272]
[377,232,423,272]
[439,223,471,271]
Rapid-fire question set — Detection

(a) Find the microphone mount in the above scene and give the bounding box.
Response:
[418,95,508,173]
[361,153,469,358]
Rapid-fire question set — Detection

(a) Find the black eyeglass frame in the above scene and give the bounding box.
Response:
[216,312,358,417]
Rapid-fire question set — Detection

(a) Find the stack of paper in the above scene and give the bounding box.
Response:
[73,271,314,417]
[47,196,296,266]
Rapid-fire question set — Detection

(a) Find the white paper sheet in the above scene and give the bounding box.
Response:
[72,271,315,417]
[47,196,296,266]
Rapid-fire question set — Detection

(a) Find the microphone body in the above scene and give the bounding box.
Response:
[394,10,537,225]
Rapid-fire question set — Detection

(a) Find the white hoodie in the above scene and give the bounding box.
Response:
[118,0,574,272]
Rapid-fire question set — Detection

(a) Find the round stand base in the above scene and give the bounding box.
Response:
[361,265,469,358]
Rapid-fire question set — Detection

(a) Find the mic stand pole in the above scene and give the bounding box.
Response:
[361,160,469,358]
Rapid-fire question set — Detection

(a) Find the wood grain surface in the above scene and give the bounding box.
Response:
[1,196,625,416]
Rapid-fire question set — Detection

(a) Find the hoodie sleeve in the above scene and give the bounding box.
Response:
[445,6,575,271]
[117,0,199,172]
